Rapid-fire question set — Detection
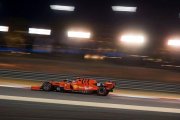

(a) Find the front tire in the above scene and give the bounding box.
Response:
[56,87,64,92]
[42,82,52,91]
[97,87,109,96]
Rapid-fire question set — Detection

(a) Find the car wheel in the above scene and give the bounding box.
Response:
[42,82,52,91]
[56,87,64,92]
[97,87,109,96]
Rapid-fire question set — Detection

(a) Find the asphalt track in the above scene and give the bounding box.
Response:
[1,55,180,83]
[0,87,180,120]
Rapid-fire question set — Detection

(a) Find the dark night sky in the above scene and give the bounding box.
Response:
[1,0,180,51]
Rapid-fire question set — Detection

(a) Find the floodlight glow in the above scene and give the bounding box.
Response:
[112,6,137,12]
[67,31,91,39]
[50,5,75,11]
[0,26,9,32]
[29,28,51,35]
[121,35,145,44]
[168,39,180,46]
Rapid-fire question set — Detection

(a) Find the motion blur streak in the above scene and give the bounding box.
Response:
[0,26,9,32]
[0,85,30,89]
[50,5,75,11]
[121,35,145,44]
[28,28,51,35]
[0,63,16,67]
[0,95,180,114]
[168,39,180,46]
[112,6,137,12]
[67,31,91,39]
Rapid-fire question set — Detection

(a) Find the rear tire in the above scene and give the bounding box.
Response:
[97,87,109,96]
[42,82,52,91]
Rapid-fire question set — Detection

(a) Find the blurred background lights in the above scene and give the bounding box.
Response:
[67,31,91,39]
[120,34,145,44]
[168,39,180,47]
[0,26,9,32]
[112,6,137,12]
[29,28,51,35]
[50,5,75,11]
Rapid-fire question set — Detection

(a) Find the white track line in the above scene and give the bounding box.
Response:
[110,93,180,101]
[110,93,157,99]
[0,95,180,114]
[0,84,30,89]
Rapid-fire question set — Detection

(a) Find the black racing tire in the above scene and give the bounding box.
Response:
[42,82,52,91]
[97,87,109,96]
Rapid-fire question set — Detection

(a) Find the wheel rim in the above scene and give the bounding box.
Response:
[98,87,106,95]
[56,87,61,92]
[43,83,51,91]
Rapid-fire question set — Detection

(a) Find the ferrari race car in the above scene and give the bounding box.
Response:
[31,78,115,96]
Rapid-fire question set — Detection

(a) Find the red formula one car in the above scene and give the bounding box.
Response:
[31,78,115,96]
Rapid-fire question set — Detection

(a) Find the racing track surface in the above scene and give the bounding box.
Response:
[1,55,180,84]
[0,87,180,120]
